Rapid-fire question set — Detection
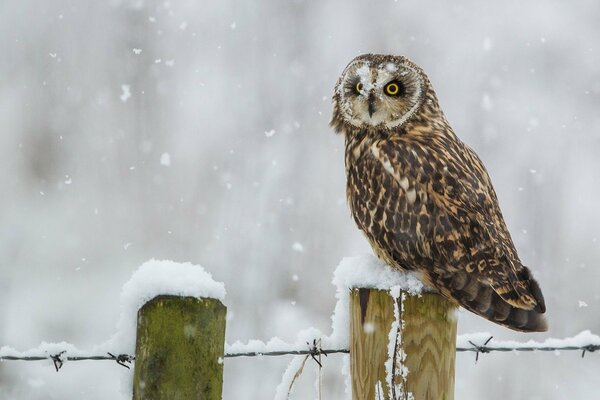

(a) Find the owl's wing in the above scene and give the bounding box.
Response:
[427,144,544,306]
[368,139,546,331]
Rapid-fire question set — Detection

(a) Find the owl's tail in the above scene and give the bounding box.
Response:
[432,271,548,332]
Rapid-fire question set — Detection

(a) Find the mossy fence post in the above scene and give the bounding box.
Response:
[350,288,457,400]
[133,295,226,399]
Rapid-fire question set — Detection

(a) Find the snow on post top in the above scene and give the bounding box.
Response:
[332,254,424,294]
[327,254,425,351]
[120,259,226,305]
[99,259,225,354]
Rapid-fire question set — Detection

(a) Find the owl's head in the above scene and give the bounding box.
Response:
[331,54,434,134]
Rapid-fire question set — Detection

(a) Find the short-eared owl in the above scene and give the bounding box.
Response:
[331,54,546,332]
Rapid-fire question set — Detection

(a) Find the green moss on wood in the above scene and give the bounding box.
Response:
[133,295,226,400]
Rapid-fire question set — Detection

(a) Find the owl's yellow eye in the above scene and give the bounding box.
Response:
[355,82,363,93]
[384,81,402,96]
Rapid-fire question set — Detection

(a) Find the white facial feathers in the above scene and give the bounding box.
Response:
[335,57,424,130]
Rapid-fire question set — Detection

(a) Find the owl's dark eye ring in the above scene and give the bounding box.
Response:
[384,81,403,96]
[355,82,363,94]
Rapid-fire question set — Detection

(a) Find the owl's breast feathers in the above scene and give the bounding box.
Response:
[344,128,547,332]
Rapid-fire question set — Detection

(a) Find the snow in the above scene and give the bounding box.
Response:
[385,288,403,398]
[457,330,600,350]
[0,342,86,359]
[0,260,223,360]
[227,327,324,355]
[273,355,307,400]
[119,85,131,102]
[483,36,493,51]
[326,255,423,358]
[225,254,422,361]
[27,378,45,388]
[481,93,493,110]
[99,259,225,354]
[238,255,425,399]
[330,254,424,296]
[1,253,600,400]
[291,242,304,252]
[160,152,171,166]
[1,255,598,377]
[263,255,600,398]
[355,64,372,93]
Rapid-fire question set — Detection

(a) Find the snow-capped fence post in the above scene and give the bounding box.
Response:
[350,288,457,399]
[132,295,227,400]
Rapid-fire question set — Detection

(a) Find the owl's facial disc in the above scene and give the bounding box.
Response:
[336,57,424,130]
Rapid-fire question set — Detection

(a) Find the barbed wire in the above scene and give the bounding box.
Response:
[225,348,349,358]
[225,335,600,361]
[458,336,600,361]
[2,335,599,371]
[0,352,135,371]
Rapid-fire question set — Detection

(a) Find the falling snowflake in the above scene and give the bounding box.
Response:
[160,153,171,166]
[292,242,304,252]
[120,85,131,102]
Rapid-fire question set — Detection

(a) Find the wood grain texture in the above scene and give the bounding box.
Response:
[402,292,457,400]
[350,288,457,400]
[133,295,226,400]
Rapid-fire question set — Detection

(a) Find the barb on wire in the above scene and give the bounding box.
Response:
[580,344,600,358]
[107,352,135,369]
[50,351,66,372]
[467,336,494,362]
[307,338,327,368]
[284,339,326,399]
[0,352,135,371]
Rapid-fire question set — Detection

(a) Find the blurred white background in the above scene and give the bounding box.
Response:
[1,0,599,398]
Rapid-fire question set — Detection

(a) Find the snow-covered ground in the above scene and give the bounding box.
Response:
[1,0,600,398]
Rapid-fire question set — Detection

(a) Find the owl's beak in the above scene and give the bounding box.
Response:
[368,94,376,118]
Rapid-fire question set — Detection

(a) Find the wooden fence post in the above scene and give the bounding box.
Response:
[133,295,226,400]
[350,288,457,400]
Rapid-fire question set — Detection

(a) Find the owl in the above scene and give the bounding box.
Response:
[331,54,547,332]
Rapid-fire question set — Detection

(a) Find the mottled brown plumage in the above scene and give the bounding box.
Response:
[331,54,547,332]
